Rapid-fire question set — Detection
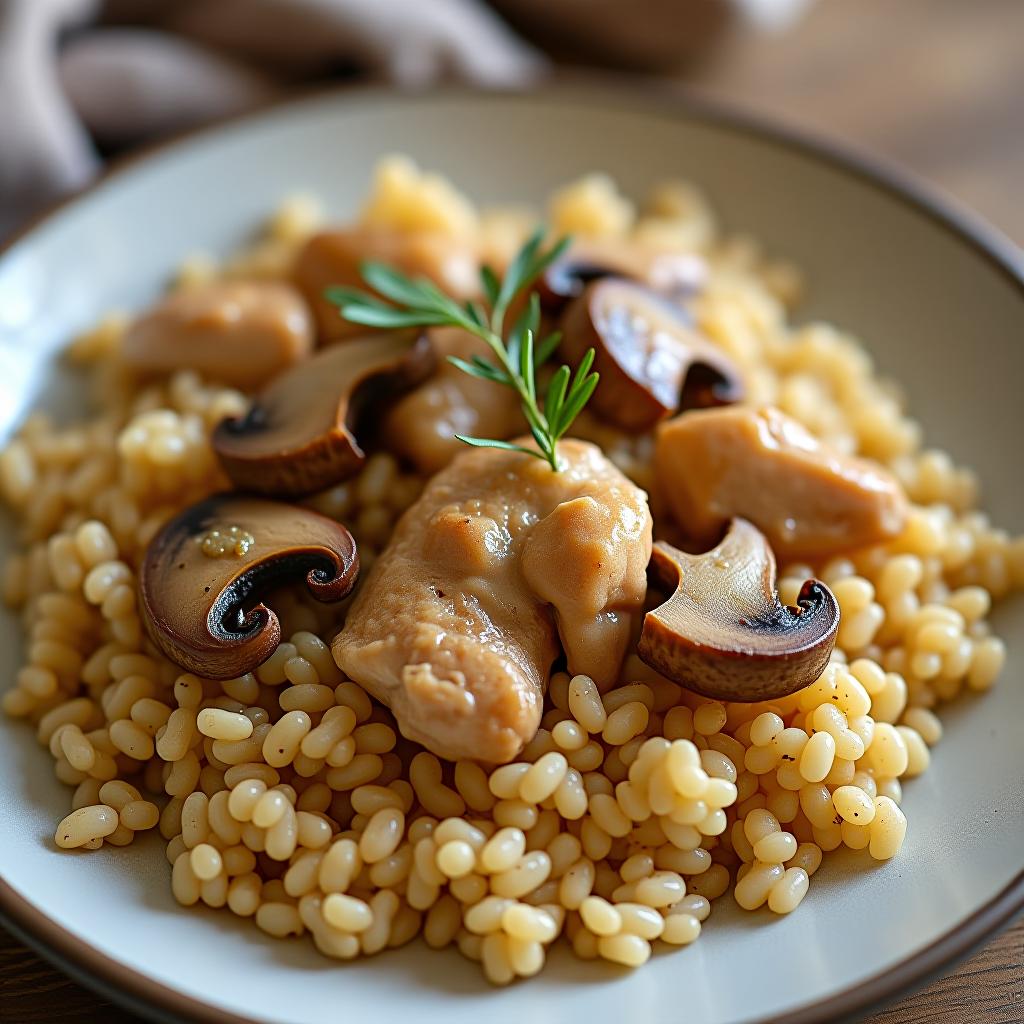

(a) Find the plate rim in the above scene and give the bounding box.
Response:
[1,79,1022,1024]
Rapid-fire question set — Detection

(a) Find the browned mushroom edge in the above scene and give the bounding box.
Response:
[559,277,744,432]
[139,494,359,679]
[638,518,839,702]
[212,330,435,497]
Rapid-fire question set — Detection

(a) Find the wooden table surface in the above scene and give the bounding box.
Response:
[2,0,1022,1021]
[0,916,1022,1023]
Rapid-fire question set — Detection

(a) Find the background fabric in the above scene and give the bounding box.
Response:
[0,0,811,236]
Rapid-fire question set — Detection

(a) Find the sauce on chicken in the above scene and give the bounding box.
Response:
[334,439,652,762]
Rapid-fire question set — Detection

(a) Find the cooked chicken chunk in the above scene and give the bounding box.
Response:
[293,227,479,343]
[381,328,522,475]
[656,405,909,560]
[334,440,652,762]
[121,281,313,389]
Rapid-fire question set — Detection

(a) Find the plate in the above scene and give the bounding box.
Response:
[1,84,1022,1024]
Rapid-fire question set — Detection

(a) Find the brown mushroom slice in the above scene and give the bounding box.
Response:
[294,227,480,342]
[638,519,839,702]
[212,330,435,497]
[655,405,910,560]
[139,494,359,679]
[539,239,707,313]
[121,281,314,389]
[560,278,743,432]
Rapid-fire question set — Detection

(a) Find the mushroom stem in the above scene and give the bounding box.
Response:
[638,519,839,702]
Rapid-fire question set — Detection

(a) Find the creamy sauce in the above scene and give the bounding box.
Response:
[334,439,652,763]
[198,525,255,559]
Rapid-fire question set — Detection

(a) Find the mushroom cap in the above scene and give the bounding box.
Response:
[559,277,743,432]
[638,518,839,702]
[539,239,707,313]
[139,494,359,679]
[212,330,434,497]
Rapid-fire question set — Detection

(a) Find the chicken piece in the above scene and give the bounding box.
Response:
[293,227,480,343]
[656,405,909,560]
[334,440,652,762]
[121,281,313,389]
[381,328,523,475]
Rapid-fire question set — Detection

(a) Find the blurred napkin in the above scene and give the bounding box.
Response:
[0,0,812,237]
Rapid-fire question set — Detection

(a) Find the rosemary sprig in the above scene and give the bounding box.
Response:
[324,229,598,471]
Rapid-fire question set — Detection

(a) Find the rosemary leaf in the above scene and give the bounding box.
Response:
[453,436,546,459]
[555,368,600,439]
[446,356,505,383]
[536,330,562,366]
[480,265,501,307]
[326,228,596,471]
[340,306,452,329]
[544,365,570,428]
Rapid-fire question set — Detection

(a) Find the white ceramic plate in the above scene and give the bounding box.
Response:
[1,85,1022,1024]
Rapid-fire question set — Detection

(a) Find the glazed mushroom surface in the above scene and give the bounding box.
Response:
[333,439,652,763]
[639,518,839,702]
[656,404,909,560]
[139,495,359,680]
[560,278,743,432]
[212,330,435,496]
[121,281,314,389]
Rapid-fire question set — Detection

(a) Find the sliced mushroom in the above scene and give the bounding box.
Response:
[539,239,707,313]
[638,518,839,702]
[139,494,359,679]
[212,331,434,496]
[655,405,910,560]
[559,278,743,432]
[293,227,480,343]
[121,281,313,389]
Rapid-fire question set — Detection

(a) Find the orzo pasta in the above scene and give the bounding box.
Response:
[2,158,1022,986]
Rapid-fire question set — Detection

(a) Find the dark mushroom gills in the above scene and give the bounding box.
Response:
[212,330,435,497]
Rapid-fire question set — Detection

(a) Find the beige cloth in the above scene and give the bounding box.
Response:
[0,0,544,235]
[0,0,810,236]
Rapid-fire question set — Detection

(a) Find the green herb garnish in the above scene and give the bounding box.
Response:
[325,229,598,472]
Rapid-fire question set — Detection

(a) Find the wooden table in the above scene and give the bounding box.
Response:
[685,0,1024,246]
[2,0,1022,1020]
[1,916,1022,1022]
